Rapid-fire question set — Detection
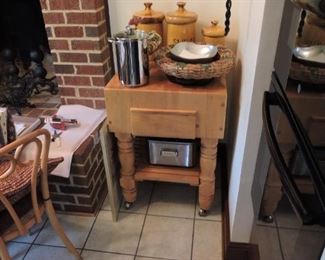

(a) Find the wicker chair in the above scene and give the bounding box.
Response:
[0,128,81,259]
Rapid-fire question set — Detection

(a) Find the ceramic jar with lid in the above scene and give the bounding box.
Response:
[133,2,164,39]
[165,2,198,46]
[201,20,225,46]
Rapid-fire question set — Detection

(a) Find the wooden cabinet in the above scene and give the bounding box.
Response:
[104,68,227,214]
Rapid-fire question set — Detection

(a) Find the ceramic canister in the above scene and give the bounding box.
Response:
[133,2,164,39]
[165,2,198,46]
[202,20,225,46]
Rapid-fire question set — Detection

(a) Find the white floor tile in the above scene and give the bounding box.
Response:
[251,225,283,260]
[148,182,196,218]
[101,195,112,211]
[82,250,134,260]
[6,242,30,260]
[13,217,47,243]
[120,181,153,214]
[276,197,325,232]
[195,188,222,221]
[135,257,165,260]
[192,220,222,260]
[137,215,193,260]
[85,211,145,255]
[24,245,79,260]
[279,228,325,260]
[35,213,95,248]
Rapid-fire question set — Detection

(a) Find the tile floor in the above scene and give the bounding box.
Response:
[7,181,223,260]
[251,196,325,260]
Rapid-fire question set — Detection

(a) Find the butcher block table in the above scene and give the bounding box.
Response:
[104,68,228,215]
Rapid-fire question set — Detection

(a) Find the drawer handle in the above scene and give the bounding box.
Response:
[160,149,178,158]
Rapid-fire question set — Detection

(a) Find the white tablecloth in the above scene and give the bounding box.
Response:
[44,105,106,178]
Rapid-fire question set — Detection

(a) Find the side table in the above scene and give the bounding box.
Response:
[104,69,228,215]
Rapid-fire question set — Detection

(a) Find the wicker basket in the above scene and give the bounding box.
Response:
[289,60,325,85]
[154,46,234,80]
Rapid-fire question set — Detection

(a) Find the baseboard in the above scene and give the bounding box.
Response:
[219,143,260,260]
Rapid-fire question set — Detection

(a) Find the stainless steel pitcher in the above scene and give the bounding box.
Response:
[108,26,161,87]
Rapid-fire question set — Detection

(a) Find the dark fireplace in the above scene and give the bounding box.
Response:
[0,0,58,113]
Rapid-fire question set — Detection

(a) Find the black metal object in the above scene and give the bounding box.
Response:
[262,71,325,225]
[297,9,307,38]
[224,0,232,36]
[0,48,58,114]
[0,0,58,112]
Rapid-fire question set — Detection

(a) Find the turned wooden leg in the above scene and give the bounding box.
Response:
[199,138,218,212]
[261,145,294,221]
[260,161,283,219]
[115,133,137,204]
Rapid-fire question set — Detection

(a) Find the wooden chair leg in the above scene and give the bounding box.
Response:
[0,237,11,260]
[44,201,82,260]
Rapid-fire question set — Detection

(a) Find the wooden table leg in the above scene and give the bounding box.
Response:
[115,133,137,206]
[199,138,218,215]
[260,145,294,222]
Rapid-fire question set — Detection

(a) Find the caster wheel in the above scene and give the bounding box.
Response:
[198,209,208,217]
[262,215,274,223]
[124,202,133,209]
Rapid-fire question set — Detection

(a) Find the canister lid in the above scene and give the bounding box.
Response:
[202,20,225,37]
[133,2,165,24]
[113,26,148,41]
[166,2,198,25]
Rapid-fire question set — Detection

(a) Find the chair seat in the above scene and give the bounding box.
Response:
[0,157,63,201]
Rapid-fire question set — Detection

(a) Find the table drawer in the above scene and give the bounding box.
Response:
[130,108,197,139]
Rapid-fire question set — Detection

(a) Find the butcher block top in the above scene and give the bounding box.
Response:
[104,68,228,139]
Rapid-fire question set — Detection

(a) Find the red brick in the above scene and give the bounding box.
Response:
[88,48,111,62]
[40,0,48,10]
[99,9,106,22]
[48,39,69,50]
[60,97,67,105]
[92,76,106,86]
[88,53,102,63]
[54,64,75,74]
[99,36,107,50]
[78,88,104,97]
[46,27,53,38]
[66,12,100,24]
[56,75,64,85]
[49,0,80,10]
[59,87,76,96]
[80,0,103,10]
[95,100,105,109]
[85,22,107,37]
[71,40,100,50]
[76,65,105,75]
[59,52,88,62]
[43,13,65,24]
[66,98,94,108]
[54,26,83,38]
[42,110,57,116]
[51,53,58,62]
[64,76,91,86]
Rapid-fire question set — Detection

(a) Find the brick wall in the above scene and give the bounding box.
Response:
[39,0,113,109]
[49,128,108,215]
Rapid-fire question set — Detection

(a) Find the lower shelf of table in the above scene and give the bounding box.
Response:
[135,164,200,186]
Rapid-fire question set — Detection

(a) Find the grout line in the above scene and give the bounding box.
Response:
[134,182,155,259]
[23,217,49,259]
[190,189,199,260]
[81,248,135,257]
[135,254,177,260]
[275,217,286,260]
[79,199,103,255]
